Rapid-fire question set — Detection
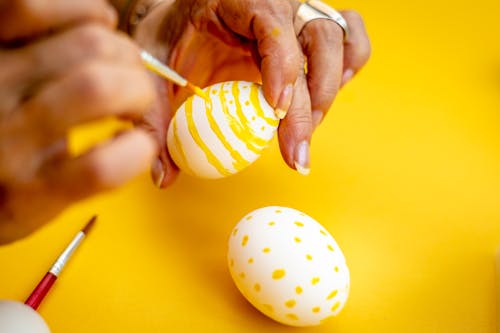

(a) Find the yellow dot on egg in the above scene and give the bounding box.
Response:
[306,254,313,261]
[334,266,339,273]
[232,228,238,236]
[285,299,296,308]
[229,100,234,104]
[331,301,341,312]
[212,90,217,94]
[311,277,320,285]
[272,269,286,280]
[286,313,299,321]
[268,221,275,226]
[261,126,265,131]
[246,215,253,220]
[294,237,301,243]
[243,85,249,89]
[312,307,321,313]
[248,257,254,264]
[262,247,271,253]
[245,101,250,106]
[320,230,327,236]
[239,272,246,279]
[327,290,338,300]
[254,283,261,292]
[262,304,274,313]
[242,235,249,247]
[251,116,256,120]
[230,259,234,267]
[294,221,304,227]
[295,286,303,295]
[275,209,282,213]
[327,245,334,251]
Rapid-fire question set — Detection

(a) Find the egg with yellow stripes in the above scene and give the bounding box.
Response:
[227,206,350,327]
[167,81,279,179]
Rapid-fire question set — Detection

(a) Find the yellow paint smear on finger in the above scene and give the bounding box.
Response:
[271,27,281,37]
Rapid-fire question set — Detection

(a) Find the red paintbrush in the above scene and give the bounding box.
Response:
[24,215,97,310]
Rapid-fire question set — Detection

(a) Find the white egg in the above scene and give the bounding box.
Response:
[227,206,350,327]
[0,300,51,333]
[167,81,279,179]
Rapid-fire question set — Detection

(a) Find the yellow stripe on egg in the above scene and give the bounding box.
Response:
[171,114,195,175]
[249,84,280,127]
[231,82,272,151]
[168,81,280,178]
[185,96,232,176]
[205,84,250,171]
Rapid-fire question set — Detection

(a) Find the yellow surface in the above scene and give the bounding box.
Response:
[1,0,499,332]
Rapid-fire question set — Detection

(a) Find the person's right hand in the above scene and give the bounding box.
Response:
[0,1,158,244]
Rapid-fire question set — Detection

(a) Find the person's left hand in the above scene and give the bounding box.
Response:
[131,0,371,187]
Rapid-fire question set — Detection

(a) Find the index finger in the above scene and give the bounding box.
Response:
[215,0,303,118]
[0,0,116,43]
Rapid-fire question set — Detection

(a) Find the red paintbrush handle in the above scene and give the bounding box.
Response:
[25,272,57,310]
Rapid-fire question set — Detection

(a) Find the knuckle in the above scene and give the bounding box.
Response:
[80,157,113,192]
[280,50,304,72]
[354,40,372,64]
[313,86,337,111]
[287,109,312,127]
[73,64,111,102]
[343,10,364,24]
[74,24,113,56]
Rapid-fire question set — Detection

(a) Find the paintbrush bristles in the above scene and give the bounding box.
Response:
[186,82,210,101]
[82,215,97,235]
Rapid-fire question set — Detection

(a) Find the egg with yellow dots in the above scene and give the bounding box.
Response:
[227,206,350,327]
[167,81,279,179]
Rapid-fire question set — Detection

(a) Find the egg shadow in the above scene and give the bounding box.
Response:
[139,166,323,331]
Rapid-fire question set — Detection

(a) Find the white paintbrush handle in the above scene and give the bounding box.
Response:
[140,50,187,87]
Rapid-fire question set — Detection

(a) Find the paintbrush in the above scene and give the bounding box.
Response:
[24,216,97,310]
[140,50,208,100]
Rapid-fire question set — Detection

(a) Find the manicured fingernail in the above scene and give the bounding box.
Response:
[151,157,165,188]
[311,110,324,130]
[341,68,354,86]
[294,140,310,176]
[275,84,293,119]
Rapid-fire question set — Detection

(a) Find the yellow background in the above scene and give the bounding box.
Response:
[1,0,499,332]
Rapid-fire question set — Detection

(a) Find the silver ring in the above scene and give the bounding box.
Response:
[294,0,349,42]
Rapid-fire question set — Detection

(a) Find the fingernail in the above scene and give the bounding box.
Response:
[341,68,354,87]
[294,140,310,176]
[311,110,324,130]
[275,84,293,119]
[151,157,165,188]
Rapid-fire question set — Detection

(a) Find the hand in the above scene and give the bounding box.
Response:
[132,0,370,186]
[0,1,158,244]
